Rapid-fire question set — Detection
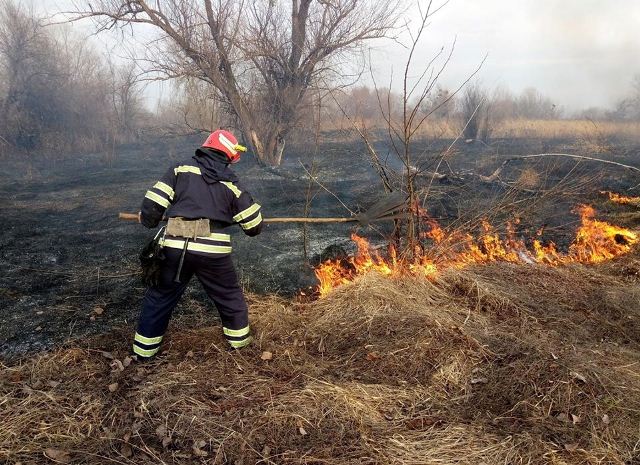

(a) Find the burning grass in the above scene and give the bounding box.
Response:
[315,204,638,296]
[2,248,640,464]
[602,191,640,207]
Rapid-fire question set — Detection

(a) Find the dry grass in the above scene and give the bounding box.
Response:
[322,117,640,143]
[2,250,640,464]
[495,119,640,142]
[515,167,542,189]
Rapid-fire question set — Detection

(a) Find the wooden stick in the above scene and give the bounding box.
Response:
[118,212,356,223]
[119,209,405,224]
[263,217,356,223]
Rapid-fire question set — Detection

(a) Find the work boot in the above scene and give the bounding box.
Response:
[131,354,157,363]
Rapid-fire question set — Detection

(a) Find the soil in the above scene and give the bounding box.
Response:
[1,134,638,360]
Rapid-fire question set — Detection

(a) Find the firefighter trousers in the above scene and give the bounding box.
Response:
[133,248,251,359]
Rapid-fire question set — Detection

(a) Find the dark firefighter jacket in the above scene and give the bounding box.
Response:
[140,147,263,257]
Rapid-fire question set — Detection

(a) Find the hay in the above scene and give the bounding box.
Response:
[2,253,640,464]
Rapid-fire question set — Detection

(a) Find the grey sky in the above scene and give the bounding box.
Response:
[369,0,640,112]
[34,0,640,112]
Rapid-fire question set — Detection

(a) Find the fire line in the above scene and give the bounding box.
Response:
[315,204,638,296]
[601,191,640,206]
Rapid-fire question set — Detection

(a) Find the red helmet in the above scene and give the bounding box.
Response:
[202,129,247,164]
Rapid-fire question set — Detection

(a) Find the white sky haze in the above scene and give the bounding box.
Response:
[34,0,640,112]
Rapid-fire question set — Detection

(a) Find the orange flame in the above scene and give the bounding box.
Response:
[601,191,640,206]
[315,205,638,296]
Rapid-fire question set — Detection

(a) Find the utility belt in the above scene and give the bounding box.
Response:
[166,217,212,238]
[162,218,232,283]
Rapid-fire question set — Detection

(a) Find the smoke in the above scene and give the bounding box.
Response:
[368,0,640,112]
[521,0,640,109]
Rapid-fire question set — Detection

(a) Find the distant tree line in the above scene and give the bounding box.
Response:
[579,75,640,122]
[4,0,639,159]
[329,78,640,142]
[0,0,145,155]
[333,84,558,121]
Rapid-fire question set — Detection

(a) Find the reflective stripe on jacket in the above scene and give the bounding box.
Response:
[160,232,233,257]
[140,149,263,252]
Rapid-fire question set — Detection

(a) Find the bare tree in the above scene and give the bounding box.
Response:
[0,0,147,154]
[175,78,236,134]
[104,60,145,144]
[611,74,640,121]
[416,85,452,120]
[0,0,57,149]
[459,83,488,141]
[113,64,142,138]
[516,87,559,119]
[335,1,484,252]
[73,0,402,165]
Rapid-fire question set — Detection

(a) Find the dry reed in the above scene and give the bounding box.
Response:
[1,250,639,464]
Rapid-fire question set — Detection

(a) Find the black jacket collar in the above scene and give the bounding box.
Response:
[193,147,239,184]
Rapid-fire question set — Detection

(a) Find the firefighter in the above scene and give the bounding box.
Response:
[133,129,262,360]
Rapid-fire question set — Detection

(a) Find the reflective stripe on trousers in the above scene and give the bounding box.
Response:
[134,248,250,358]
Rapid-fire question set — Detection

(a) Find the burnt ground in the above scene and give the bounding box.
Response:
[1,134,639,360]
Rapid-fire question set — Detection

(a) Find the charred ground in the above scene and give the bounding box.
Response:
[0,134,638,360]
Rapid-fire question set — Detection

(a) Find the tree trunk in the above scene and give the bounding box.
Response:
[246,128,286,166]
[265,134,285,166]
[232,104,284,166]
[249,129,264,164]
